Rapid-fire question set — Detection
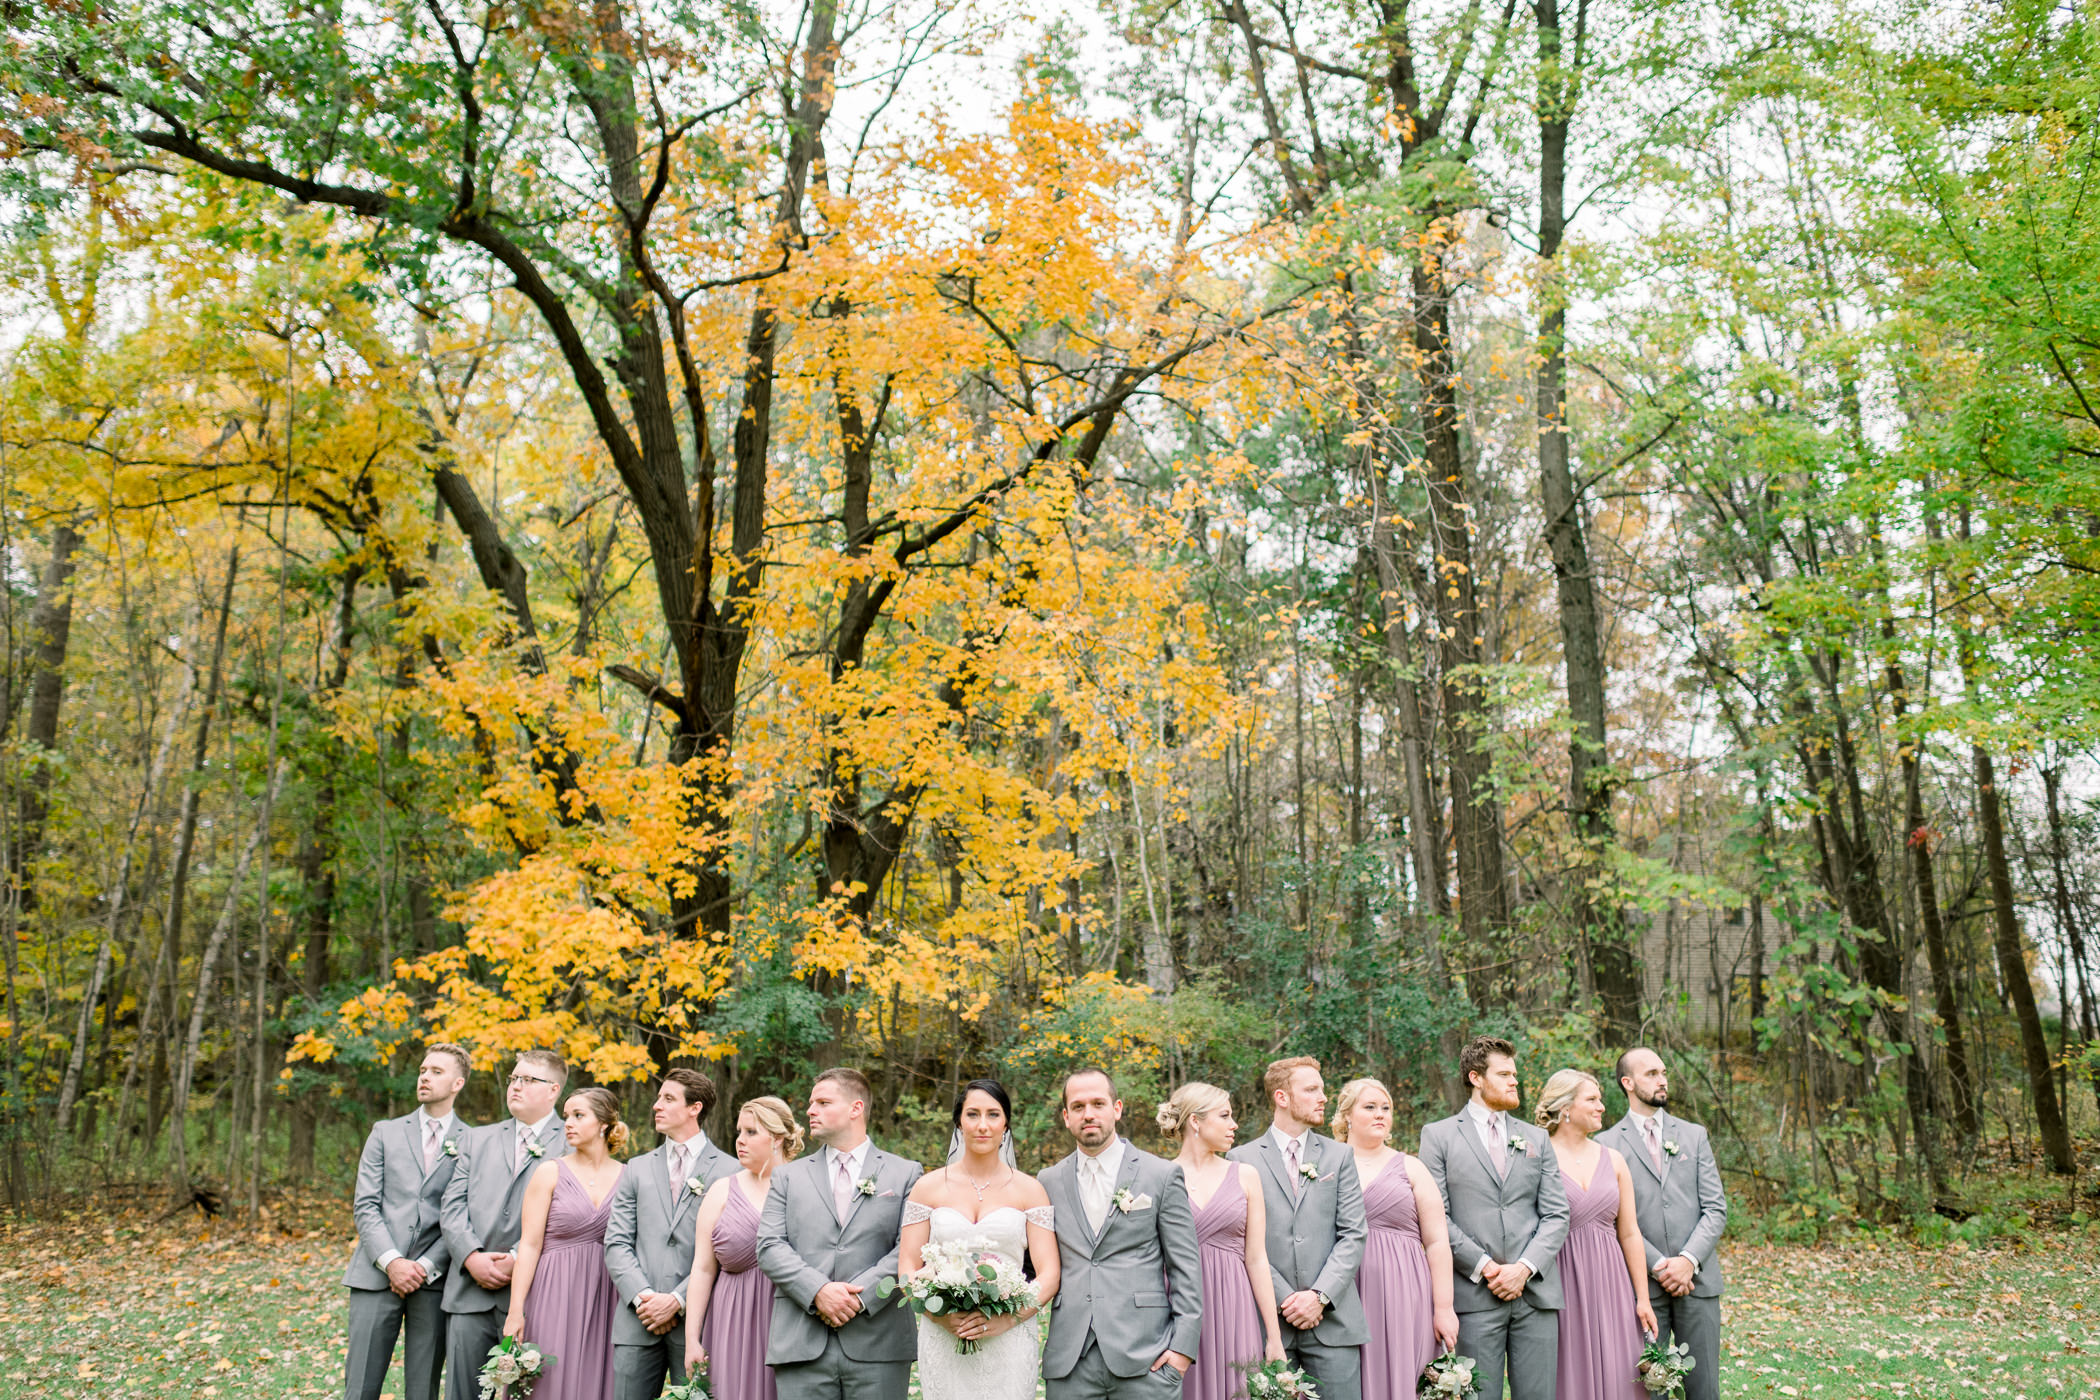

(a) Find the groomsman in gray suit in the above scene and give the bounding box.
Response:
[1040,1068,1203,1400]
[439,1048,572,1400]
[605,1067,738,1400]
[342,1043,474,1400]
[1419,1037,1570,1400]
[755,1067,922,1400]
[1602,1048,1726,1400]
[1228,1056,1367,1400]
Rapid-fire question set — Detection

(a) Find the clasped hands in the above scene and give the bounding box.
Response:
[814,1280,867,1328]
[383,1257,430,1296]
[934,1309,1030,1345]
[1277,1289,1326,1330]
[634,1289,683,1334]
[464,1250,515,1290]
[1481,1259,1531,1302]
[1653,1255,1696,1297]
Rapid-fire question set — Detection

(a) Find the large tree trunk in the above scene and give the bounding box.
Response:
[1973,745,2073,1173]
[2042,766,2100,1116]
[1533,0,1635,1034]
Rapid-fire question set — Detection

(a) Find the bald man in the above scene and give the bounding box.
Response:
[1600,1049,1725,1400]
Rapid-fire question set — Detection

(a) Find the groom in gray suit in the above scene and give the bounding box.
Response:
[1419,1037,1569,1400]
[1602,1048,1725,1400]
[439,1048,572,1400]
[756,1067,922,1400]
[1228,1056,1367,1400]
[342,1043,473,1400]
[606,1068,739,1400]
[1040,1067,1202,1400]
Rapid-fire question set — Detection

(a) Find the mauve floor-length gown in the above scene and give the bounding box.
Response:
[1358,1155,1438,1400]
[701,1182,778,1400]
[522,1159,622,1400]
[1554,1152,1645,1400]
[1181,1166,1266,1400]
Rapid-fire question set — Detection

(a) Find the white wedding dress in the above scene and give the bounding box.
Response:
[905,1202,1055,1400]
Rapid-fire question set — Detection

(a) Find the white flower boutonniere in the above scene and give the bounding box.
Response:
[526,1138,547,1159]
[1663,1140,1681,1158]
[442,1139,460,1158]
[1507,1133,1530,1156]
[685,1176,706,1196]
[1113,1188,1153,1214]
[1297,1159,1321,1183]
[856,1177,877,1198]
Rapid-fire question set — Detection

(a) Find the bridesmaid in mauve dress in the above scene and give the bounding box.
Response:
[1157,1083,1284,1400]
[688,1096,801,1400]
[1538,1069,1657,1400]
[1333,1079,1458,1400]
[506,1087,632,1400]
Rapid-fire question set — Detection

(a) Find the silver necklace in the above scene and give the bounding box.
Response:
[955,1164,1010,1202]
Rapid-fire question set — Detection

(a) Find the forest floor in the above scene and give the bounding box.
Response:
[0,1195,2094,1400]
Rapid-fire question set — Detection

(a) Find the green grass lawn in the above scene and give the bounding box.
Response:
[0,1211,2093,1399]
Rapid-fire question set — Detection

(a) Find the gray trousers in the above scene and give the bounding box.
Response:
[1045,1338,1186,1400]
[444,1309,504,1400]
[1455,1298,1557,1400]
[345,1285,447,1400]
[1280,1329,1362,1400]
[1652,1292,1720,1400]
[614,1332,690,1400]
[772,1332,912,1400]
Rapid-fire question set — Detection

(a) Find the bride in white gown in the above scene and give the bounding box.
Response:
[897,1080,1062,1400]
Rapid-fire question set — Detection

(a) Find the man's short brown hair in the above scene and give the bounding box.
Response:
[1263,1056,1322,1104]
[517,1048,567,1084]
[425,1042,472,1081]
[812,1067,872,1106]
[663,1067,719,1117]
[1062,1067,1117,1106]
[1460,1036,1516,1087]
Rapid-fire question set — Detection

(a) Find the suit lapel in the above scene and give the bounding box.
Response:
[1620,1115,1664,1185]
[1454,1112,1500,1187]
[1254,1136,1296,1209]
[1090,1141,1141,1247]
[838,1147,879,1231]
[1049,1157,1094,1258]
[413,1114,445,1182]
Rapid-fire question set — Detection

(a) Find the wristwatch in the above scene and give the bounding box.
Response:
[1312,1290,1330,1309]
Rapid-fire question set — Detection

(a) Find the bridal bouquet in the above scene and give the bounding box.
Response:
[478,1337,553,1400]
[878,1236,1039,1355]
[1636,1339,1695,1397]
[1240,1358,1320,1400]
[1416,1350,1478,1399]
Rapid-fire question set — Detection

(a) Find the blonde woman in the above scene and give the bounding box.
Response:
[1333,1078,1456,1399]
[687,1096,802,1400]
[1157,1084,1285,1400]
[504,1086,631,1400]
[1538,1069,1655,1400]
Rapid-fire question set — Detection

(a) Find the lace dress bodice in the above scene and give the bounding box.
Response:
[905,1201,1056,1400]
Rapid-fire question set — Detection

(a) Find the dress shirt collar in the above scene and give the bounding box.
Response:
[1269,1122,1312,1155]
[666,1127,708,1156]
[416,1106,454,1135]
[826,1139,871,1180]
[1079,1135,1126,1180]
[516,1113,557,1143]
[1465,1099,1506,1134]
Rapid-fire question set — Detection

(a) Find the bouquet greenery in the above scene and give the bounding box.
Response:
[478,1336,553,1400]
[1416,1350,1479,1399]
[1636,1339,1695,1397]
[1238,1358,1320,1400]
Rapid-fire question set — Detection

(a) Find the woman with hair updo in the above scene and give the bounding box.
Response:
[1157,1083,1284,1400]
[505,1085,632,1400]
[1332,1077,1456,1399]
[1537,1068,1654,1400]
[688,1096,803,1400]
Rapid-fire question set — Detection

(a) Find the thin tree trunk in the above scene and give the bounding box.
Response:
[55,682,184,1130]
[170,758,286,1189]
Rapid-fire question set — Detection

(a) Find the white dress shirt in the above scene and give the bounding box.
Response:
[376,1108,455,1278]
[666,1128,710,1192]
[1463,1100,1536,1283]
[827,1138,872,1218]
[1077,1135,1127,1232]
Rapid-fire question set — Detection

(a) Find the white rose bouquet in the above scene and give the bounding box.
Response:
[1240,1358,1320,1400]
[478,1336,554,1400]
[1416,1350,1478,1399]
[877,1235,1039,1355]
[1636,1339,1694,1397]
